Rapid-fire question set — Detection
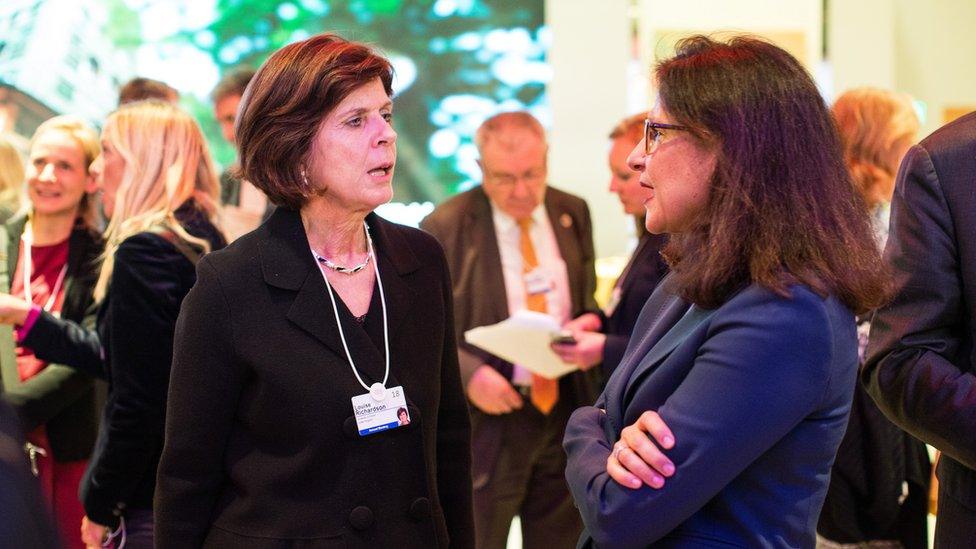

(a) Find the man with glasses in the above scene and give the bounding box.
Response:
[421,111,599,549]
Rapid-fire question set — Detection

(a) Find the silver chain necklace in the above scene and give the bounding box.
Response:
[312,226,373,275]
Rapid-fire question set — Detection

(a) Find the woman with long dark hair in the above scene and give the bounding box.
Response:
[563,35,889,547]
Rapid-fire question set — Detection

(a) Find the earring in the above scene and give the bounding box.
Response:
[300,167,311,196]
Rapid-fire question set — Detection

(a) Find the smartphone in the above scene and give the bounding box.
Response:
[550,330,577,345]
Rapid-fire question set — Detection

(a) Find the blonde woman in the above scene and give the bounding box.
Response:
[1,116,103,549]
[817,88,927,549]
[0,100,226,548]
[0,134,26,220]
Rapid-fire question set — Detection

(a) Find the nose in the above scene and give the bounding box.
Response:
[89,155,103,185]
[375,117,397,147]
[626,142,646,174]
[38,163,56,182]
[608,175,621,193]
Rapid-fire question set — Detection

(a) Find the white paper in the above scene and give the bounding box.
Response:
[463,310,580,380]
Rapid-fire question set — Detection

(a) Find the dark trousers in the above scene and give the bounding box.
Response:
[472,399,582,549]
[934,481,976,549]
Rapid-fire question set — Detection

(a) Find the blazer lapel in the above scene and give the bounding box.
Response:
[466,191,509,325]
[621,304,717,405]
[5,214,26,283]
[604,284,689,431]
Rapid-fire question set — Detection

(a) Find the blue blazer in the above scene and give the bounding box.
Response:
[564,279,858,548]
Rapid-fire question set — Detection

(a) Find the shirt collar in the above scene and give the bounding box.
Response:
[490,202,547,233]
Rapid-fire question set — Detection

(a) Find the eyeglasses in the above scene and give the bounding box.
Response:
[484,169,546,187]
[644,119,691,155]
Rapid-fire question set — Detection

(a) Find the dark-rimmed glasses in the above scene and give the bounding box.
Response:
[644,119,691,155]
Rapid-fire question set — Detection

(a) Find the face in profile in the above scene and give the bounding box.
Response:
[26,130,96,219]
[608,134,650,216]
[89,131,126,219]
[304,77,396,212]
[215,94,242,146]
[479,129,548,221]
[628,103,718,234]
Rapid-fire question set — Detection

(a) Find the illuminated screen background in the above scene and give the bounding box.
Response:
[0,0,548,204]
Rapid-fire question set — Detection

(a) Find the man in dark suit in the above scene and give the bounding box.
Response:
[421,111,599,549]
[864,111,976,546]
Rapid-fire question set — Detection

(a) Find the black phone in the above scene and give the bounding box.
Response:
[550,330,577,345]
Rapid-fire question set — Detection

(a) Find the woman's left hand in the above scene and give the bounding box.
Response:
[607,410,676,490]
[0,293,31,325]
[80,515,108,548]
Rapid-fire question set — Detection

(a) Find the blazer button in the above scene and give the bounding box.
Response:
[349,506,374,530]
[409,497,431,521]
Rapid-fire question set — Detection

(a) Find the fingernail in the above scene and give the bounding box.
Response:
[651,475,663,488]
[663,463,675,476]
[630,478,641,489]
[663,435,674,447]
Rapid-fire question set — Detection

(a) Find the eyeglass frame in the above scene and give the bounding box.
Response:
[644,119,692,155]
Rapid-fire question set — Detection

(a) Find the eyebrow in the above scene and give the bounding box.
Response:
[336,101,394,119]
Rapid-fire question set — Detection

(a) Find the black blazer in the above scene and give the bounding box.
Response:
[863,111,976,538]
[599,229,668,374]
[22,203,225,527]
[155,208,474,548]
[0,399,61,549]
[1,214,103,461]
[420,186,601,486]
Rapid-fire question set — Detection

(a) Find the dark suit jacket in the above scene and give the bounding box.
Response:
[154,208,474,548]
[0,399,61,549]
[863,111,976,527]
[420,186,601,486]
[1,215,103,462]
[565,280,858,548]
[600,230,668,374]
[22,202,225,527]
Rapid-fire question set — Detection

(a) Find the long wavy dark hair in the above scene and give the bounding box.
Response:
[657,35,889,314]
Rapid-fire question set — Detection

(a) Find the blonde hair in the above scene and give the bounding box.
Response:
[832,88,919,209]
[609,113,645,144]
[94,100,220,300]
[0,134,25,214]
[28,115,102,228]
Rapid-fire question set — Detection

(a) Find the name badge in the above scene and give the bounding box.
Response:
[524,267,553,296]
[351,385,410,436]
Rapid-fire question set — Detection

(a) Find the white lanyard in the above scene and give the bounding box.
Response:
[21,224,68,312]
[312,221,391,400]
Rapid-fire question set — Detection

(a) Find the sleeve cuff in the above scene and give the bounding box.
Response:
[15,305,43,344]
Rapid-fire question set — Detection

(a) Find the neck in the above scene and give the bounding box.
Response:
[301,199,369,263]
[29,210,77,245]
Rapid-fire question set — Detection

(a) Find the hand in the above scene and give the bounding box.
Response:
[0,293,31,325]
[607,411,676,490]
[565,312,602,333]
[551,331,606,370]
[80,515,108,548]
[466,365,523,415]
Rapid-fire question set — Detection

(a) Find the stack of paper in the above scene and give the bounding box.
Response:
[464,310,580,380]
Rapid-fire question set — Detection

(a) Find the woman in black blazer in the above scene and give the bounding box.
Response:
[0,115,103,549]
[154,34,473,548]
[553,114,668,377]
[0,100,225,548]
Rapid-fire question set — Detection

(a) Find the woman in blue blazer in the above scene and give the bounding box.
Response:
[563,36,890,548]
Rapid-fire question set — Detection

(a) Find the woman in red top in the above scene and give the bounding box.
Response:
[1,115,104,549]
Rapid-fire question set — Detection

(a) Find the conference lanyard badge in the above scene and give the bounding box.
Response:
[352,384,410,436]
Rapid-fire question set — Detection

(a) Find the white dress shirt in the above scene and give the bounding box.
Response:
[491,202,571,386]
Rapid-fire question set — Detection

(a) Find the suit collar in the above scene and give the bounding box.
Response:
[259,208,419,384]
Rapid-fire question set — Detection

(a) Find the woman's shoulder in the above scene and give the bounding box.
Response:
[718,283,853,334]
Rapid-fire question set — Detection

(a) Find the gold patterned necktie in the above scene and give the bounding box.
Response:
[518,218,558,414]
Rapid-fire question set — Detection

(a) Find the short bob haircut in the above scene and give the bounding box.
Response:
[236,33,394,210]
[655,35,889,314]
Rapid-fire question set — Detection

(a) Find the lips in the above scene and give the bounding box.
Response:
[367,162,394,177]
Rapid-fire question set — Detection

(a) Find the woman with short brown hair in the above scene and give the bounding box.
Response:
[155,33,473,548]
